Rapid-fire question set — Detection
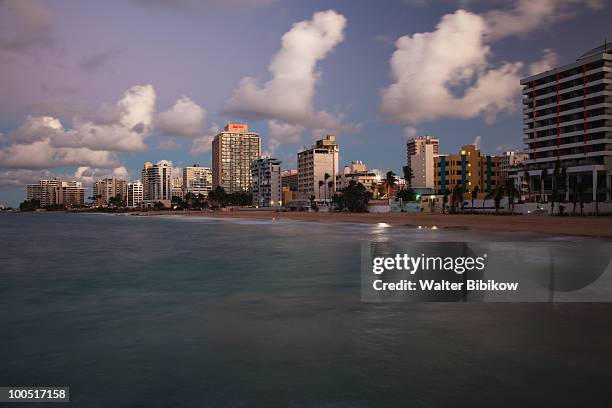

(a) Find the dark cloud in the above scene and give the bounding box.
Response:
[78,49,120,73]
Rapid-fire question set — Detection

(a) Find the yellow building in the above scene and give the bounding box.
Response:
[434,145,501,197]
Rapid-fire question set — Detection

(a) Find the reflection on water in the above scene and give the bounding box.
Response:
[0,213,611,407]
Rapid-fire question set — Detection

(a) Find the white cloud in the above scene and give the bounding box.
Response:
[528,48,559,75]
[7,116,64,144]
[156,96,206,137]
[472,135,481,148]
[190,125,219,155]
[404,126,418,138]
[379,0,599,127]
[483,0,604,41]
[267,120,304,154]
[52,84,156,152]
[0,138,118,170]
[223,10,356,134]
[381,10,523,125]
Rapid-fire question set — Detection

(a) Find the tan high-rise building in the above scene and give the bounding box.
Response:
[297,135,339,201]
[183,164,213,197]
[407,135,439,189]
[92,177,127,206]
[25,179,84,208]
[211,123,261,193]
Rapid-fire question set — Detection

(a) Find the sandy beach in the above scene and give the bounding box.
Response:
[127,210,612,238]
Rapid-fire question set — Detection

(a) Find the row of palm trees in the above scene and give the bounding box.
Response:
[442,179,519,214]
[317,173,335,203]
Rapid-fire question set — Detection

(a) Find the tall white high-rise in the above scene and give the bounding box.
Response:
[126,181,143,208]
[406,135,439,189]
[141,160,173,207]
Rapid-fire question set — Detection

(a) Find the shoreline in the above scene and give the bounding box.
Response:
[123,210,612,238]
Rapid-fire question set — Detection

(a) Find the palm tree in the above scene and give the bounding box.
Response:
[595,173,607,216]
[483,190,494,211]
[523,170,531,201]
[402,165,414,188]
[451,184,464,214]
[493,186,504,214]
[442,191,449,214]
[318,180,324,201]
[504,178,518,213]
[327,180,334,204]
[385,171,396,199]
[471,185,479,213]
[324,173,331,202]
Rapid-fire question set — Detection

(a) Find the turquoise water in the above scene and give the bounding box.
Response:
[1,213,611,407]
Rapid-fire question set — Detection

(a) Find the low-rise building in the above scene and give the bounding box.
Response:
[335,161,379,192]
[434,145,501,197]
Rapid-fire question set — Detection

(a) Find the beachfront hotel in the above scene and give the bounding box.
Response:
[92,177,127,207]
[521,42,612,201]
[407,135,439,189]
[251,157,282,207]
[183,164,213,197]
[26,179,84,208]
[126,181,143,208]
[434,145,501,197]
[141,160,173,207]
[297,135,339,201]
[211,123,261,193]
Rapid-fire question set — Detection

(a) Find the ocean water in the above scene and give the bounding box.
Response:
[1,212,611,407]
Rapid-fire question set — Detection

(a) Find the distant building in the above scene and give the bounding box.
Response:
[126,181,143,208]
[297,135,339,201]
[434,145,501,197]
[251,157,282,207]
[282,186,297,206]
[183,164,213,197]
[499,151,529,182]
[407,135,439,189]
[521,42,612,201]
[25,179,84,208]
[335,161,379,191]
[142,160,172,207]
[212,123,261,193]
[281,169,298,192]
[92,177,127,206]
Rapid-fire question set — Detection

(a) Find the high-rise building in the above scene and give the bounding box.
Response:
[521,43,612,201]
[92,177,127,206]
[297,135,339,201]
[407,135,439,188]
[183,164,213,197]
[141,160,173,207]
[211,123,261,193]
[126,181,143,208]
[281,169,299,192]
[25,179,84,208]
[251,157,282,207]
[434,145,500,197]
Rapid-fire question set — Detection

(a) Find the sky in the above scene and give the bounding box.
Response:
[0,0,611,207]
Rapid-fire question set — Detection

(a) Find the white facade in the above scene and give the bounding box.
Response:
[126,181,143,208]
[141,160,173,207]
[335,161,379,191]
[407,135,439,189]
[251,157,282,207]
[297,135,339,201]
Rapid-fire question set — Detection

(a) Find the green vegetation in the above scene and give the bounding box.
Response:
[332,180,371,212]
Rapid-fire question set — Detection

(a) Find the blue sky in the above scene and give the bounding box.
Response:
[0,0,610,206]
